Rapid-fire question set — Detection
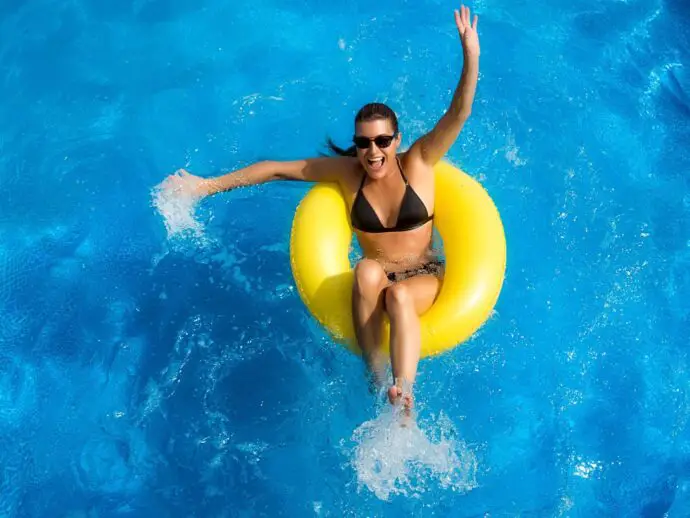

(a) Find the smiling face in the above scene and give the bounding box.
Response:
[353,118,402,180]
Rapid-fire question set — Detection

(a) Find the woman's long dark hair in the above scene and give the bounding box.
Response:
[326,103,399,156]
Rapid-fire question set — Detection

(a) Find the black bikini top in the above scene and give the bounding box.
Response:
[350,157,434,234]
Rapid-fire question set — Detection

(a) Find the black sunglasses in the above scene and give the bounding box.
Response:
[352,133,398,149]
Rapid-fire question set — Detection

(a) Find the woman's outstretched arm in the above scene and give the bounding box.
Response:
[409,4,480,166]
[159,156,351,199]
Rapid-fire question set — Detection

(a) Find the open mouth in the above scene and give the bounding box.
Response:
[367,157,385,171]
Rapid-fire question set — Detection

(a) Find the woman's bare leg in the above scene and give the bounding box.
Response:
[352,259,389,386]
[384,275,442,409]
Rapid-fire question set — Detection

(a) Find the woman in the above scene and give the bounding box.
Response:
[161,5,480,411]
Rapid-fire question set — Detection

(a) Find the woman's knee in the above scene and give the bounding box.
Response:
[353,259,387,297]
[385,283,413,312]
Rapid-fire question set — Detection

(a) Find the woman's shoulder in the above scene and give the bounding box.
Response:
[329,156,362,192]
[399,151,434,181]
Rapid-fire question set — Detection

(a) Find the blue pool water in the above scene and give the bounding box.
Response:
[1,0,689,515]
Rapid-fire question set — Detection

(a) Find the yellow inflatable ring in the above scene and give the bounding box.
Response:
[290,161,506,358]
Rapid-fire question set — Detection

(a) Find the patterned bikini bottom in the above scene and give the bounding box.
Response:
[385,259,444,284]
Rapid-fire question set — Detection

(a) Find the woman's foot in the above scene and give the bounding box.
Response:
[387,379,414,412]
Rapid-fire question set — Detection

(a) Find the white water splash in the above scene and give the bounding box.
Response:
[350,408,478,500]
[151,179,211,248]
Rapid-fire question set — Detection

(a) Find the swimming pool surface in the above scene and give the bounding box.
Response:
[1,0,689,516]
